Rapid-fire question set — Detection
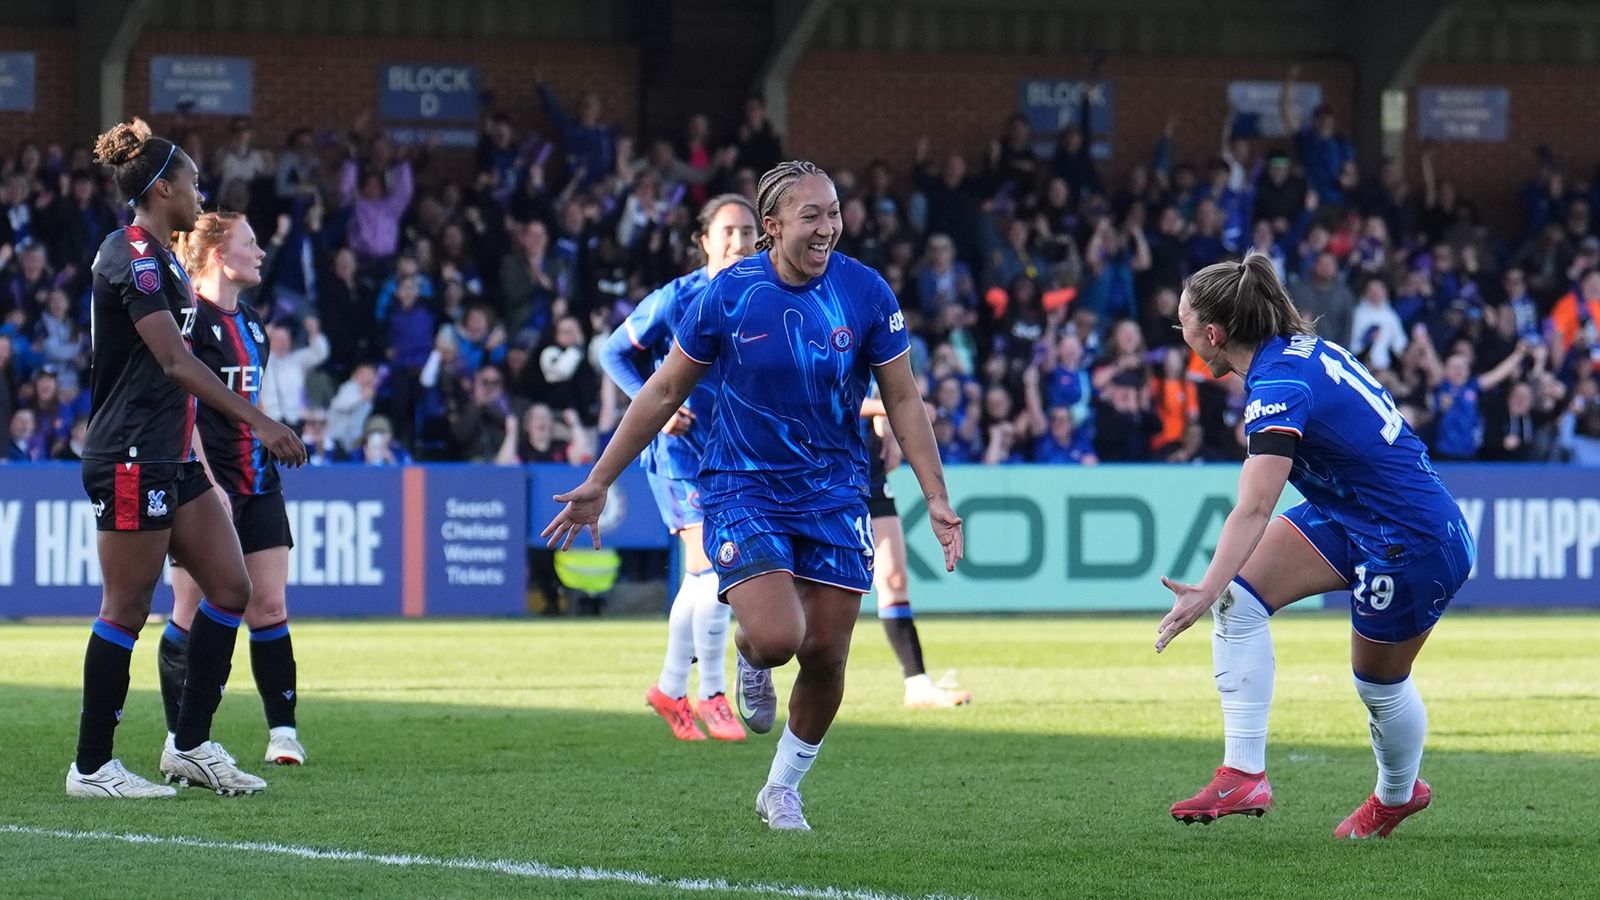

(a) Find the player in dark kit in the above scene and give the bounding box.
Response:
[68,118,306,799]
[160,211,306,767]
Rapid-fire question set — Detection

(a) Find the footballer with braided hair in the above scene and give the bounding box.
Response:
[547,160,962,831]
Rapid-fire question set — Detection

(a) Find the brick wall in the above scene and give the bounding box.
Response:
[0,29,636,185]
[122,33,638,185]
[1407,63,1600,235]
[0,28,78,149]
[787,50,1354,194]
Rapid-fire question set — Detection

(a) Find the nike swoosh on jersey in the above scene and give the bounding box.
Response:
[737,332,769,343]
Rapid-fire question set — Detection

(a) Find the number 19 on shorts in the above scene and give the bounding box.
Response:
[1353,564,1395,611]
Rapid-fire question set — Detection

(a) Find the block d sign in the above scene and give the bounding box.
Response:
[379,64,478,121]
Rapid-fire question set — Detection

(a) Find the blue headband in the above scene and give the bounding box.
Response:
[128,143,177,209]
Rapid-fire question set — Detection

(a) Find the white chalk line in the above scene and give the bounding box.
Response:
[0,823,971,900]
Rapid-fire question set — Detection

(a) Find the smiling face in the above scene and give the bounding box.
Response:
[764,174,839,284]
[699,200,757,278]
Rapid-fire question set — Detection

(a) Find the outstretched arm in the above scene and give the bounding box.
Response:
[542,345,705,548]
[1477,343,1528,393]
[1156,452,1291,651]
[874,353,963,571]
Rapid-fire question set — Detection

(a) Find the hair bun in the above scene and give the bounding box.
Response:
[93,117,153,167]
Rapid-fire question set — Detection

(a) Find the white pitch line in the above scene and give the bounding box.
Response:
[0,824,971,900]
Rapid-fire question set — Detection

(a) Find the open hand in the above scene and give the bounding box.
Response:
[542,481,607,550]
[1155,575,1216,652]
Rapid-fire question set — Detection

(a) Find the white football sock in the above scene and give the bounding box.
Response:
[1354,674,1426,805]
[766,725,822,790]
[656,575,696,698]
[691,571,730,699]
[1213,578,1274,774]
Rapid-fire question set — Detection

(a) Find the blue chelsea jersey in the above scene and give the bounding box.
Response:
[674,251,910,514]
[1243,333,1462,563]
[613,268,715,480]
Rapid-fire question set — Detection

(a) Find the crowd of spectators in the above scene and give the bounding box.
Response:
[5,64,1600,470]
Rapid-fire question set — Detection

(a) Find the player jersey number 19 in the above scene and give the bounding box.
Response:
[853,516,875,557]
[1319,345,1403,444]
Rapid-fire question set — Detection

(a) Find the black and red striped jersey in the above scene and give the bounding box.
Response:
[190,294,279,495]
[83,226,199,464]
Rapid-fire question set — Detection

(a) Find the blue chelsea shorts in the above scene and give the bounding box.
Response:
[1281,501,1474,643]
[702,503,876,595]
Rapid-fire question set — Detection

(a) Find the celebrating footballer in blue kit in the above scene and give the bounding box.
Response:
[1158,253,1473,839]
[546,160,963,833]
[598,194,760,743]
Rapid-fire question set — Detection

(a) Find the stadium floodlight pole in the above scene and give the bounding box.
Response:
[754,0,835,135]
[80,0,153,141]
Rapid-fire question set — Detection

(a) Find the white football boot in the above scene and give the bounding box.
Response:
[161,741,266,795]
[67,759,177,798]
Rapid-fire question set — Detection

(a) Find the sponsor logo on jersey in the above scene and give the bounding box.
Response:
[131,257,161,294]
[249,321,266,344]
[889,310,906,333]
[717,540,739,567]
[1244,399,1289,424]
[830,326,855,352]
[145,490,168,518]
[129,240,149,256]
[211,324,223,341]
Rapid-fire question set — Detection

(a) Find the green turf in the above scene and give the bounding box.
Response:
[1,613,1596,899]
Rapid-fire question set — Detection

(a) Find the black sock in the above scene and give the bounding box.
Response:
[76,619,138,774]
[174,601,242,751]
[157,621,189,734]
[881,607,926,679]
[249,620,297,729]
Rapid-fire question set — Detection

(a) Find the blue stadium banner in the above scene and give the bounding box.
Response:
[422,466,527,615]
[1417,86,1509,141]
[1439,466,1600,606]
[526,463,670,550]
[1226,80,1324,138]
[1018,79,1114,160]
[149,56,254,116]
[0,465,530,618]
[278,466,404,616]
[0,52,36,112]
[379,64,479,121]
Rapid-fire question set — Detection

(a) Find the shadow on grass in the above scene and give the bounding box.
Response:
[0,684,1593,900]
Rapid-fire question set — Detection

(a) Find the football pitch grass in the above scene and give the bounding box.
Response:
[1,613,1595,899]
